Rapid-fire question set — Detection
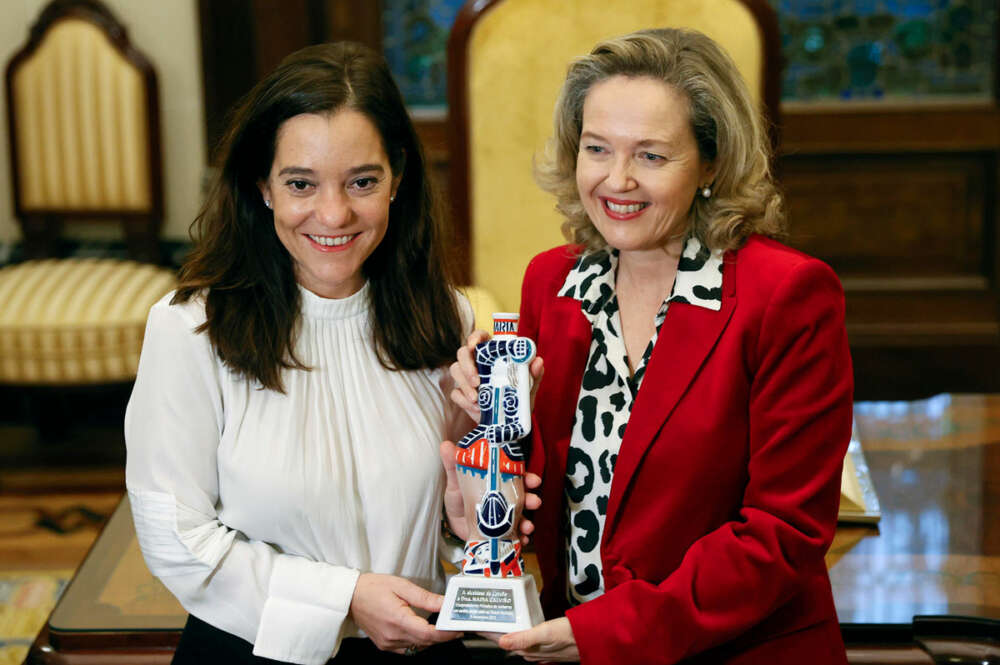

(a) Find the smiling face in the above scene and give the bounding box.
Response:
[258,110,400,299]
[575,75,715,256]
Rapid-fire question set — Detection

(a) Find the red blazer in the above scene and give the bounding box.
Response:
[520,236,853,665]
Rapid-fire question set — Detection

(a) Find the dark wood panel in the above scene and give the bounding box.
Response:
[852,346,1000,400]
[846,298,999,348]
[198,0,381,159]
[324,0,381,50]
[198,0,258,161]
[781,153,988,276]
[414,117,452,225]
[250,0,319,81]
[782,106,1000,154]
[414,117,448,165]
[779,149,1000,397]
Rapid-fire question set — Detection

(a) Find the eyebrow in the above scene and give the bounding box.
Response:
[580,131,676,149]
[346,164,386,176]
[277,166,313,177]
[580,131,606,143]
[277,164,386,177]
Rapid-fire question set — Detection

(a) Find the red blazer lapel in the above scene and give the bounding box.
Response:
[603,255,739,542]
[535,293,592,486]
[531,291,592,612]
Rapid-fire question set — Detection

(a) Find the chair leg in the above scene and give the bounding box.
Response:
[122,217,162,264]
[21,215,61,259]
[22,387,71,444]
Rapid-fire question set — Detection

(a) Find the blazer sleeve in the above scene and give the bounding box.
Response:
[125,299,360,665]
[566,259,854,664]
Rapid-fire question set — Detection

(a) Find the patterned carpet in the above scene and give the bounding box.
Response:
[0,489,120,664]
[0,569,72,665]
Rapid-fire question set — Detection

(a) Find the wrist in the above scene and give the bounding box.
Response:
[441,513,465,546]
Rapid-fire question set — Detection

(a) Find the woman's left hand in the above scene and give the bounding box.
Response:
[498,617,579,662]
[439,440,471,541]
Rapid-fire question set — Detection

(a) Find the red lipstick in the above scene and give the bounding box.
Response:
[601,197,649,220]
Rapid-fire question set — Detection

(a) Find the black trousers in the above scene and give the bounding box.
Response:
[172,614,470,665]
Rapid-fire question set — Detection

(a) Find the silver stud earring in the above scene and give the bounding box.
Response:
[701,186,712,199]
[264,199,271,209]
[390,195,395,202]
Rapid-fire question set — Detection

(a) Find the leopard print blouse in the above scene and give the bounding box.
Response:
[557,236,723,606]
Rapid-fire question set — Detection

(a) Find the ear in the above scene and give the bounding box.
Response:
[257,179,272,206]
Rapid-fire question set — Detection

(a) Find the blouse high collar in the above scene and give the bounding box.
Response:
[298,282,370,320]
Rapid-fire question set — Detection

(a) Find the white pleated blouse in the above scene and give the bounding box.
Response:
[125,284,472,664]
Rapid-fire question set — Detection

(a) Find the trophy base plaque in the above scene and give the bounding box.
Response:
[436,575,544,633]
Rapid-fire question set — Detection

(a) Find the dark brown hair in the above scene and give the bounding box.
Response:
[174,42,463,391]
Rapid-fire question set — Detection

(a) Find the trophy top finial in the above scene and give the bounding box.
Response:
[493,312,519,336]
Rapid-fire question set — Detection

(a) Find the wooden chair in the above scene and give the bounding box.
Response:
[1,0,175,387]
[446,0,782,319]
[6,0,165,262]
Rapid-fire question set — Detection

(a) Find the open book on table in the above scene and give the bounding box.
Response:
[838,420,881,524]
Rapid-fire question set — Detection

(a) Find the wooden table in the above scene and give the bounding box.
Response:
[29,496,182,664]
[830,394,1000,663]
[29,394,1000,664]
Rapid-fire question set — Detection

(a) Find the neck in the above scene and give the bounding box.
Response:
[616,236,684,296]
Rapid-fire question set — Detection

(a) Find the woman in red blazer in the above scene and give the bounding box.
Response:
[447,29,852,664]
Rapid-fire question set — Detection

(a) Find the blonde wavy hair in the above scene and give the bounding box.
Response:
[536,28,785,253]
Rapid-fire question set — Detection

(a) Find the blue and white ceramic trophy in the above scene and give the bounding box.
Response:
[436,313,544,633]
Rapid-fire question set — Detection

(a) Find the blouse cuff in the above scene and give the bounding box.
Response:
[438,529,465,568]
[252,556,361,664]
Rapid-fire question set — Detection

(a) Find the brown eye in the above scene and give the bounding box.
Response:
[349,176,380,193]
[290,180,310,191]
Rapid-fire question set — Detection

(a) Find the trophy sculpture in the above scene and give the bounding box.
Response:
[437,313,545,632]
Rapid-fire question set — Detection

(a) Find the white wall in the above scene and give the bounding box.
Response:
[0,0,206,244]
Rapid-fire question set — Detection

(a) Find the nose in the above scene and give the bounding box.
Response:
[316,189,351,227]
[606,155,636,192]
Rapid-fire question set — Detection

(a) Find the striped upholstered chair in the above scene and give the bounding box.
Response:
[0,0,175,386]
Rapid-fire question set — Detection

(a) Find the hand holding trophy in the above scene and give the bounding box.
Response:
[436,313,545,632]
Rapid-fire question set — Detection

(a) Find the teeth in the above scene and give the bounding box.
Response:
[606,201,645,214]
[308,234,354,247]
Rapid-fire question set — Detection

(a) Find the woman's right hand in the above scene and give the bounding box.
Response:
[449,330,545,422]
[449,330,490,422]
[349,573,461,655]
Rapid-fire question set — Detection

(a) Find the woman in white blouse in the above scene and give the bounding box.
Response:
[125,42,473,664]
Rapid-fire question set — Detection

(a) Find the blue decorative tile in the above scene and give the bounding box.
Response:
[770,0,997,103]
[382,0,465,109]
